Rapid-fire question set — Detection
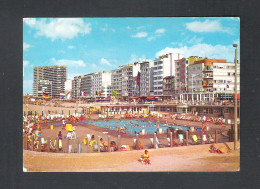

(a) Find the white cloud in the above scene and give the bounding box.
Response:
[100,58,113,66]
[111,28,116,32]
[171,42,178,46]
[156,43,236,62]
[127,26,131,30]
[23,60,29,67]
[101,27,107,32]
[51,58,86,67]
[23,42,30,51]
[68,45,75,49]
[147,36,156,41]
[186,19,232,34]
[24,18,92,41]
[155,28,166,34]
[187,36,203,44]
[132,32,148,38]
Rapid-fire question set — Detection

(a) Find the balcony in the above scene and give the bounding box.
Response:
[203,74,213,78]
[203,67,213,71]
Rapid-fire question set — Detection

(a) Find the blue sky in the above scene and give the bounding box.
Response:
[23,17,240,94]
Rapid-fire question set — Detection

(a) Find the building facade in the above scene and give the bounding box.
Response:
[185,59,240,102]
[163,76,175,97]
[153,53,183,95]
[140,60,154,96]
[174,56,204,98]
[33,65,67,98]
[111,64,134,99]
[72,76,82,99]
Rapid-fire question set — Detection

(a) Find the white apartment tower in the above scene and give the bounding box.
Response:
[153,53,183,95]
[140,60,154,96]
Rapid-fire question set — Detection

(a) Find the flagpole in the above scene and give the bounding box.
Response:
[60,93,61,115]
[43,97,45,116]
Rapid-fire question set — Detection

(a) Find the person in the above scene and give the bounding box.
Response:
[142,150,151,165]
[209,144,222,153]
[100,138,108,152]
[110,141,118,151]
[90,135,97,147]
[133,139,143,150]
[62,118,66,130]
[202,121,206,133]
[58,131,62,150]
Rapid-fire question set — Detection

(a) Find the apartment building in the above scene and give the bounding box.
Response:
[163,76,175,97]
[72,76,83,98]
[33,65,66,98]
[111,64,133,99]
[65,80,72,93]
[175,56,203,98]
[185,59,240,101]
[139,60,154,96]
[93,71,111,97]
[153,53,183,95]
[80,74,93,98]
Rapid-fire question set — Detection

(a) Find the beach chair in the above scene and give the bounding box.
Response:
[207,134,215,143]
[178,134,184,145]
[192,135,201,144]
[220,126,227,137]
[150,138,159,149]
[156,137,164,147]
[202,135,207,143]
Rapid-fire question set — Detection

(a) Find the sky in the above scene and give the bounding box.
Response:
[23,17,240,94]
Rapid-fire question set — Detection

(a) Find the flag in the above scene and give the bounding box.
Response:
[27,94,30,99]
[66,92,71,99]
[60,91,66,97]
[112,90,117,95]
[204,82,207,86]
[81,91,86,97]
[96,91,101,96]
[43,93,49,99]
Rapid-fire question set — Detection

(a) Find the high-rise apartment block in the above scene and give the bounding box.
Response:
[33,65,67,98]
[111,64,133,99]
[187,59,240,94]
[140,60,154,96]
[175,56,204,98]
[72,71,111,99]
[153,53,183,95]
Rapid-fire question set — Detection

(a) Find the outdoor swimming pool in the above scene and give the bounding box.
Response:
[84,120,189,135]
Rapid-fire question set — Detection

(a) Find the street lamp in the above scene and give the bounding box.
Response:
[233,44,238,150]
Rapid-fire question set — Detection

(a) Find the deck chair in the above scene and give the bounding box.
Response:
[202,134,207,143]
[220,126,228,137]
[150,138,159,149]
[156,137,164,147]
[192,135,201,144]
[178,134,184,145]
[207,134,215,143]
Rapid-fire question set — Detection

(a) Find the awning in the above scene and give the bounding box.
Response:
[217,93,233,99]
[147,96,155,100]
[130,96,139,99]
[139,96,147,99]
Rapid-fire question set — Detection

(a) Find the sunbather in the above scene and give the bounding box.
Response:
[209,144,222,153]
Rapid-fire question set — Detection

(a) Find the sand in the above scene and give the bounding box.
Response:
[23,142,239,172]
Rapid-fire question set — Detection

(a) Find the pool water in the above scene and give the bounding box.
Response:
[84,120,189,135]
